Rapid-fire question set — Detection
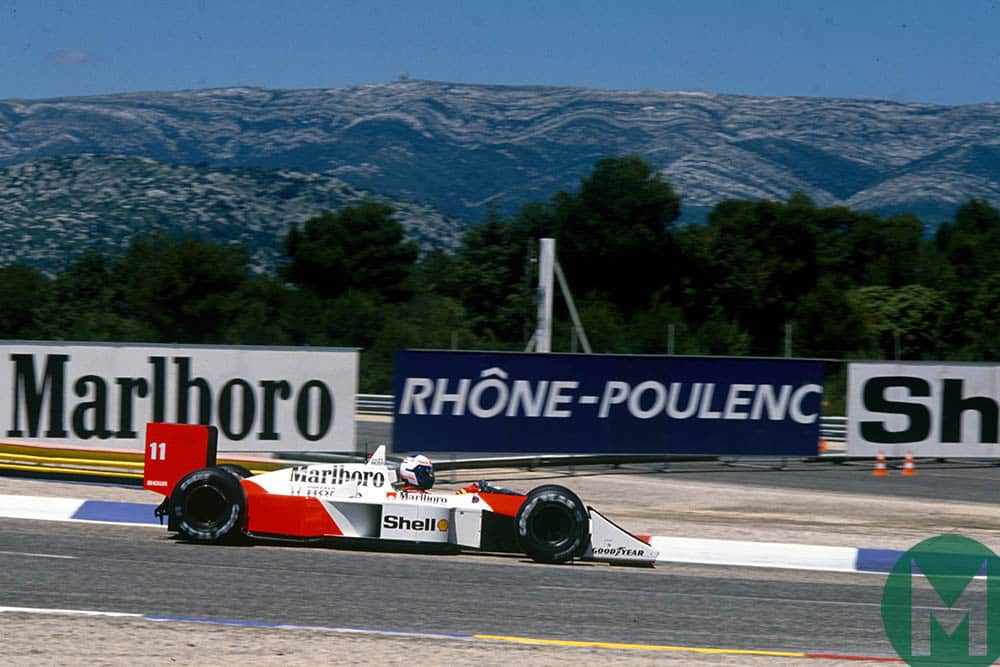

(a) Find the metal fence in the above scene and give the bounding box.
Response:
[357,393,395,415]
[820,416,847,442]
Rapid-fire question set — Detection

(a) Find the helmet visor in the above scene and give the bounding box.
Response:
[415,465,435,488]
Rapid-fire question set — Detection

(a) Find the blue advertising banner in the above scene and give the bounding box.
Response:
[392,351,824,456]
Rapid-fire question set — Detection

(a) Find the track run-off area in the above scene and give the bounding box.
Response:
[5,460,1000,665]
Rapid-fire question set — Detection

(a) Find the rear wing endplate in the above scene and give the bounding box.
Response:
[143,422,218,496]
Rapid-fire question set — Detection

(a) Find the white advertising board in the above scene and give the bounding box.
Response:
[848,362,1000,457]
[0,342,358,452]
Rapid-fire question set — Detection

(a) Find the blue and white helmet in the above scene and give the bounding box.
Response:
[399,454,435,490]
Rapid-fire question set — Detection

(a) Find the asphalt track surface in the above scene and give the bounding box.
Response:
[1,517,898,659]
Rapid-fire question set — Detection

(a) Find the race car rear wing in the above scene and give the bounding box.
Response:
[143,422,218,496]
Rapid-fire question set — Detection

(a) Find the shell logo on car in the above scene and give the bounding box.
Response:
[382,515,448,532]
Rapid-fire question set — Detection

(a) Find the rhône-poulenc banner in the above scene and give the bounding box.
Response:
[1,342,358,452]
[393,350,824,456]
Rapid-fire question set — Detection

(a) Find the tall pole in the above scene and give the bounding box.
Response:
[553,258,592,354]
[535,238,555,353]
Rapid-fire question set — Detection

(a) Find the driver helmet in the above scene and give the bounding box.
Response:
[398,454,435,490]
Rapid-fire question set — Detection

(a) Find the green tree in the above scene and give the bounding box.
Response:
[282,202,419,303]
[361,293,479,393]
[691,311,752,356]
[414,247,464,298]
[936,199,1000,285]
[932,199,1000,353]
[629,294,694,354]
[450,207,544,344]
[219,275,318,346]
[702,196,821,354]
[321,289,386,349]
[44,250,152,341]
[560,298,628,353]
[844,212,928,287]
[0,265,51,339]
[850,284,949,360]
[667,223,719,326]
[963,272,1000,359]
[117,232,249,343]
[793,277,873,358]
[552,156,681,312]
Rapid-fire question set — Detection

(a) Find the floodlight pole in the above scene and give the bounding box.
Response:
[529,237,592,354]
[534,237,555,353]
[553,257,592,354]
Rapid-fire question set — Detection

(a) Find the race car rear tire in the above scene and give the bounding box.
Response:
[515,484,590,564]
[169,467,247,543]
[217,463,253,479]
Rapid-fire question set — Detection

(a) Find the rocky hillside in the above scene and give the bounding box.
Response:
[2,81,999,226]
[0,154,462,273]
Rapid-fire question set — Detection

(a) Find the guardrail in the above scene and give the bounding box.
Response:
[0,440,287,486]
[820,416,847,442]
[357,393,849,443]
[357,393,395,415]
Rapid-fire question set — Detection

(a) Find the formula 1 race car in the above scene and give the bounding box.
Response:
[142,422,659,565]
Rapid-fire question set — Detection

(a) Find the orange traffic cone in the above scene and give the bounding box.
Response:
[902,450,917,477]
[873,451,888,477]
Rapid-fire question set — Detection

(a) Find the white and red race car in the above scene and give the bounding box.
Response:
[143,422,659,565]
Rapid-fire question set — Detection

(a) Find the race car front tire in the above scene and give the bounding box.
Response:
[169,467,247,543]
[515,484,590,563]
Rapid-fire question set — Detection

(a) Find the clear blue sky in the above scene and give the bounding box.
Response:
[2,0,998,105]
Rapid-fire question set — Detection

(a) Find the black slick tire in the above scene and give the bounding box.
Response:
[515,484,590,563]
[169,467,247,543]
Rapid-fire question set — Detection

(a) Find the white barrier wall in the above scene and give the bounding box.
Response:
[848,362,1000,457]
[1,342,358,452]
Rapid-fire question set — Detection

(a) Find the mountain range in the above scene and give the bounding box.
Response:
[2,81,999,271]
[0,154,461,273]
